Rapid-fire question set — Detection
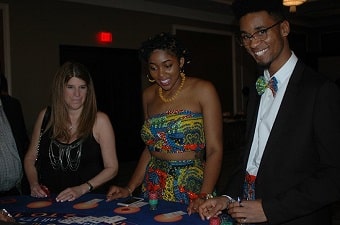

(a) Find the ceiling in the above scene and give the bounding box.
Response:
[145,0,340,32]
[64,0,340,32]
[284,0,340,31]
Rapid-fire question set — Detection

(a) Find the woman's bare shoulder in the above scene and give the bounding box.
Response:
[187,76,216,93]
[143,84,158,102]
[94,111,112,128]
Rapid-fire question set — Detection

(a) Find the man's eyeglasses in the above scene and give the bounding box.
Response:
[238,20,283,46]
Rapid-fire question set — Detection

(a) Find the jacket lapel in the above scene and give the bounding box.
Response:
[257,60,305,174]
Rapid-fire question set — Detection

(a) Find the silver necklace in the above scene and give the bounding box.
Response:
[48,139,83,171]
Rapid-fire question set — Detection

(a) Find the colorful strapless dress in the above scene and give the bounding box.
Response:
[140,110,206,204]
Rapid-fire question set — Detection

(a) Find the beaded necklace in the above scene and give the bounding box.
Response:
[158,73,186,103]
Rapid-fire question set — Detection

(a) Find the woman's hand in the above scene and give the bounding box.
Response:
[56,185,87,202]
[198,196,228,220]
[30,183,49,198]
[187,198,205,215]
[106,185,130,202]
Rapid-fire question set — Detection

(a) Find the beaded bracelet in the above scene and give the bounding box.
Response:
[189,192,214,200]
[199,193,214,200]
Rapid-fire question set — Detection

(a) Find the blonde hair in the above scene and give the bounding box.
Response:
[49,61,97,142]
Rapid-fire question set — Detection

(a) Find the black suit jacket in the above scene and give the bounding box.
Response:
[1,94,29,193]
[226,60,340,225]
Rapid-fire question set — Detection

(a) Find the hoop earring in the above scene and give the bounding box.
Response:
[146,74,155,83]
[180,68,185,77]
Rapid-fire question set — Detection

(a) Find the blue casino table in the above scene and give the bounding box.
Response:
[0,193,210,225]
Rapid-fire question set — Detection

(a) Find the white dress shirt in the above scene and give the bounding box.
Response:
[246,52,298,176]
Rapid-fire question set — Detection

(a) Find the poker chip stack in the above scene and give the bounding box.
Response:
[149,191,158,210]
[219,214,234,225]
[209,216,220,225]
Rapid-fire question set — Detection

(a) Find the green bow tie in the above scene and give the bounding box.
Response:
[256,76,278,96]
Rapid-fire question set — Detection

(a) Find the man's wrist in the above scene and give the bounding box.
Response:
[221,195,236,209]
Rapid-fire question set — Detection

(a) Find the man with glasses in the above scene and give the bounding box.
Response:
[198,0,340,224]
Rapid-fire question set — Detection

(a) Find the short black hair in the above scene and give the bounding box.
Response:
[138,32,191,64]
[231,0,286,21]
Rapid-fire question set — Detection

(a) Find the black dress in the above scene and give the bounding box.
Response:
[37,129,107,194]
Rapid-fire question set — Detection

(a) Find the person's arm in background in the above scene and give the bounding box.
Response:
[1,95,30,194]
[1,96,30,160]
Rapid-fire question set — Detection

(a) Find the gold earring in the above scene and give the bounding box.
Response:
[146,74,155,83]
[180,68,186,77]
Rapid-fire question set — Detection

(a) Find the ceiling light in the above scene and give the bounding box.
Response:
[283,0,307,13]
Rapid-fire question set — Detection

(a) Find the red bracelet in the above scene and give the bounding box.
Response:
[198,193,214,200]
[189,192,214,200]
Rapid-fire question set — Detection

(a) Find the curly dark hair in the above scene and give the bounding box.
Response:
[231,0,287,21]
[138,32,191,65]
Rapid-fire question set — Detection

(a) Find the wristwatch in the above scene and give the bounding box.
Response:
[86,181,93,192]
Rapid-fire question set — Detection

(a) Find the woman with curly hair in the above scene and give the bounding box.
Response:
[107,32,223,214]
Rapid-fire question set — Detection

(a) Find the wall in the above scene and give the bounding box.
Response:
[2,0,235,133]
[318,56,340,81]
[5,0,338,138]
